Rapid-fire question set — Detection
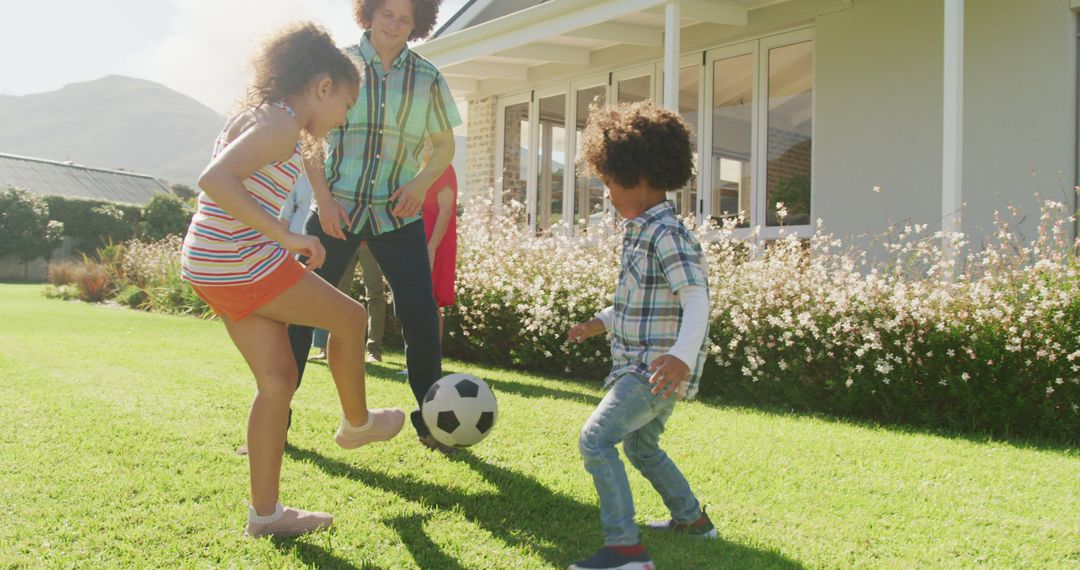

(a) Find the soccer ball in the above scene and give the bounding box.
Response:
[421,373,498,448]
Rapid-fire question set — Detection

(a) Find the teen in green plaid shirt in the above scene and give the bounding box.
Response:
[566,102,716,570]
[287,0,463,456]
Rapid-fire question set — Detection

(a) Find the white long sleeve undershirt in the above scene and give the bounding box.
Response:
[593,284,709,367]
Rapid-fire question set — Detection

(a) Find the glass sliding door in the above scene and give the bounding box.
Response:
[710,51,754,227]
[764,39,813,227]
[498,96,530,226]
[676,62,701,218]
[573,83,607,231]
[534,92,567,234]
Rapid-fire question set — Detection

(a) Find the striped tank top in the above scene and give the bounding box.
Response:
[181,102,304,287]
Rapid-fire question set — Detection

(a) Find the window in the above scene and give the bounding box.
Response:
[705,29,814,236]
[496,95,530,225]
[765,39,813,227]
[675,61,702,218]
[494,28,814,238]
[535,92,567,233]
[708,50,754,227]
[573,82,608,231]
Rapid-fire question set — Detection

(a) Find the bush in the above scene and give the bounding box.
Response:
[123,236,211,317]
[47,260,80,285]
[74,261,113,302]
[137,194,192,241]
[115,284,146,309]
[0,187,64,264]
[43,196,141,251]
[441,192,1079,442]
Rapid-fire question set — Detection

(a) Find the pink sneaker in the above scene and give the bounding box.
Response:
[334,408,405,449]
[245,503,332,538]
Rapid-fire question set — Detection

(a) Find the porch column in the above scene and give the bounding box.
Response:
[942,0,964,241]
[662,2,680,111]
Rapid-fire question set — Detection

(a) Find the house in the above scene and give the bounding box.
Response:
[0,152,169,206]
[417,0,1078,246]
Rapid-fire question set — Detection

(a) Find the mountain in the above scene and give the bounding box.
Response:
[0,76,224,187]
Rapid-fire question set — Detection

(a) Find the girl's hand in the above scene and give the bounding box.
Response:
[280,232,326,271]
[647,355,690,399]
[316,195,349,240]
[390,179,425,218]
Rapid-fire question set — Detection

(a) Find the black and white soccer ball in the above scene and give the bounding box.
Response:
[421,373,498,448]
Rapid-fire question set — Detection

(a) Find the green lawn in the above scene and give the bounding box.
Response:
[0,283,1077,569]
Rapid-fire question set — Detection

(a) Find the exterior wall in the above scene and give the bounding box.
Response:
[815,0,1078,244]
[463,0,1078,246]
[814,0,945,240]
[962,0,1077,247]
[465,97,497,200]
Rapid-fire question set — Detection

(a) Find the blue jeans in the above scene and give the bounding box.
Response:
[288,215,441,436]
[579,373,702,546]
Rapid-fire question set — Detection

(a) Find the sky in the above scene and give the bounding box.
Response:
[0,0,470,114]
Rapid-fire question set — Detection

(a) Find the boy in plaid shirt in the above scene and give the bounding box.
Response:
[566,102,715,570]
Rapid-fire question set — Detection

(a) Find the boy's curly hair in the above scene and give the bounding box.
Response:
[354,0,442,41]
[579,101,694,192]
[244,22,362,109]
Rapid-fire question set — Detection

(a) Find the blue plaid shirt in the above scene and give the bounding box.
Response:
[602,202,710,399]
[323,32,462,235]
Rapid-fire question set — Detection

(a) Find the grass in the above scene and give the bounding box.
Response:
[0,283,1077,569]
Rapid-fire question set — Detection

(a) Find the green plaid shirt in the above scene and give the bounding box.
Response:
[606,202,710,399]
[324,32,462,235]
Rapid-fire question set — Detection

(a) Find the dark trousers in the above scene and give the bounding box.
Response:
[287,214,441,436]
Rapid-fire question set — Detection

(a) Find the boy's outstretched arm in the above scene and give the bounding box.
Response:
[567,306,613,343]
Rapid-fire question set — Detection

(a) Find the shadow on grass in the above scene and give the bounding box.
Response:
[286,446,803,569]
[361,357,604,407]
[269,536,385,570]
[693,396,1079,454]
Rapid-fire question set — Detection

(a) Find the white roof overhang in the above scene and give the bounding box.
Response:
[416,0,802,98]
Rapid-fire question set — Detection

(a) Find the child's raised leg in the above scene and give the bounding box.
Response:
[255,271,404,445]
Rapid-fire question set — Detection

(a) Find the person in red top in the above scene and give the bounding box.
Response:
[422,164,457,341]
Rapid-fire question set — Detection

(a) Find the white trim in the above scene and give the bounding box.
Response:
[443,61,528,81]
[613,64,656,104]
[494,44,592,65]
[445,77,479,94]
[416,0,669,68]
[563,22,664,47]
[647,0,748,26]
[663,2,682,112]
[436,0,499,37]
[942,0,964,240]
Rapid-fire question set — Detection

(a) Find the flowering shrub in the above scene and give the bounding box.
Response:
[41,190,1079,440]
[442,196,620,379]
[121,236,210,317]
[444,192,1079,441]
[74,261,113,303]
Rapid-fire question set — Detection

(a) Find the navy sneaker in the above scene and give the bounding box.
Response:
[645,506,718,539]
[568,545,655,570]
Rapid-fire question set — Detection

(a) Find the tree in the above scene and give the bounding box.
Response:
[0,187,64,278]
[138,193,193,241]
[170,183,198,202]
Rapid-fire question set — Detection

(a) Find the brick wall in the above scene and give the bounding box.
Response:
[464,97,497,203]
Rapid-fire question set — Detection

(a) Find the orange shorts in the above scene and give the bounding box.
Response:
[190,258,307,322]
